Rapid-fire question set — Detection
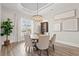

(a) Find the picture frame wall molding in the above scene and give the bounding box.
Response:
[62,19,78,32]
[52,23,62,32]
[54,9,76,20]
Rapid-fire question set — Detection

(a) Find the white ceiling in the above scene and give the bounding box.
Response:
[1,3,53,15]
[1,3,79,20]
[21,3,48,11]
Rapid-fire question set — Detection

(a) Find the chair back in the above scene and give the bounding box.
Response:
[51,34,56,44]
[37,35,50,50]
[24,35,32,47]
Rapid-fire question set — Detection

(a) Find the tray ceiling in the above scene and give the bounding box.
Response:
[21,3,48,11]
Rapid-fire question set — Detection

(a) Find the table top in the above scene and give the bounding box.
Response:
[30,34,39,39]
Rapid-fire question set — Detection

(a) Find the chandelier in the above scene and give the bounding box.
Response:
[32,3,43,22]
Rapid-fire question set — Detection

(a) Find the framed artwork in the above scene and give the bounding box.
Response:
[41,22,48,34]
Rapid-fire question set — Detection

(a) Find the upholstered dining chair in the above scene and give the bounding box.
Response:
[49,34,56,50]
[24,35,33,55]
[36,35,50,56]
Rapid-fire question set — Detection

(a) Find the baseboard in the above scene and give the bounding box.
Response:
[0,40,25,46]
[56,40,79,48]
[11,40,25,44]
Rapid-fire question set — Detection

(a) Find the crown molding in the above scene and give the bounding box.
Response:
[1,3,54,16]
[17,3,54,15]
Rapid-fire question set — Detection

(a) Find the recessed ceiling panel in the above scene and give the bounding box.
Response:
[21,3,48,11]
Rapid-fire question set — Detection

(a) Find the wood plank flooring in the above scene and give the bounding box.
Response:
[0,41,79,56]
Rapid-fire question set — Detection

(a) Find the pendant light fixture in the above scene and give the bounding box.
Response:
[32,3,43,22]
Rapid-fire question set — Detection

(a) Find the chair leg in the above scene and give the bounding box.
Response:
[52,44,55,51]
[39,50,41,56]
[46,49,49,56]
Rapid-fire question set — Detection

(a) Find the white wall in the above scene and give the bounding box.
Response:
[49,9,79,47]
[1,7,18,44]
[53,32,79,47]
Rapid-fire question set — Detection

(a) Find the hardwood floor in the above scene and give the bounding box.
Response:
[0,41,79,56]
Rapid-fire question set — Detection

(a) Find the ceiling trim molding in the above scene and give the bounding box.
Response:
[38,3,53,11]
[17,4,34,14]
[1,3,54,16]
[17,3,54,15]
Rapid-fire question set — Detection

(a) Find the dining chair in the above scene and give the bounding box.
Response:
[49,34,56,50]
[36,35,50,55]
[24,34,33,55]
